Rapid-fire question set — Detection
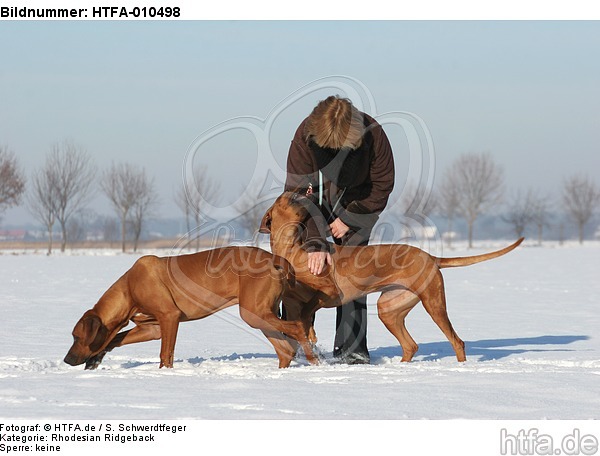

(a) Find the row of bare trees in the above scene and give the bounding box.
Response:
[0,142,157,254]
[2,146,599,249]
[402,152,600,246]
[189,152,599,248]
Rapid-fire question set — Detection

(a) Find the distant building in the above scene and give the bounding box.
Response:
[0,230,27,242]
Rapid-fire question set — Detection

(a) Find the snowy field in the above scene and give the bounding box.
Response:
[1,240,599,420]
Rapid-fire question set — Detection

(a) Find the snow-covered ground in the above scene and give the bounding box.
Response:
[1,240,599,419]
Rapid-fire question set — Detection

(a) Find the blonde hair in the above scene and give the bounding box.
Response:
[305,96,364,150]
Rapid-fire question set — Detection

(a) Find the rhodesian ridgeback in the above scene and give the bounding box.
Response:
[260,192,524,363]
[64,246,318,369]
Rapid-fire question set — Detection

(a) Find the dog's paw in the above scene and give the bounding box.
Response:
[84,351,106,370]
[84,360,100,370]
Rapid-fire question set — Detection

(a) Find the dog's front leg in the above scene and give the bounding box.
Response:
[157,312,180,368]
[84,326,133,370]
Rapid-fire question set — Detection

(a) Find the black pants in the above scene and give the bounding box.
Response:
[333,295,369,359]
[333,232,370,360]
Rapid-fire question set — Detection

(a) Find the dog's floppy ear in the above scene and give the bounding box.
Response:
[259,207,272,234]
[82,314,109,352]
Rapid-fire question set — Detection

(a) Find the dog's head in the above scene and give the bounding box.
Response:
[64,309,110,366]
[259,191,315,237]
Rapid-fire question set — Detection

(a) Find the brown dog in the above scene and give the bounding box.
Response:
[64,246,318,369]
[260,192,524,363]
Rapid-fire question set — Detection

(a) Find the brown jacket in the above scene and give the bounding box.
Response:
[285,113,395,251]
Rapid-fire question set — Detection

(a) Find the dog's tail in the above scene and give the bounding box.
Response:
[272,255,296,288]
[434,238,524,269]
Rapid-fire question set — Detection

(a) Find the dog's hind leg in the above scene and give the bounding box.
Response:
[267,314,320,366]
[260,330,297,368]
[282,295,317,344]
[240,305,319,367]
[239,277,319,367]
[415,273,466,362]
[377,289,420,362]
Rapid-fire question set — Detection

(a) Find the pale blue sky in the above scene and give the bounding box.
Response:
[1,21,599,224]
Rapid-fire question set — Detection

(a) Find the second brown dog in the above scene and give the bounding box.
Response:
[260,192,524,363]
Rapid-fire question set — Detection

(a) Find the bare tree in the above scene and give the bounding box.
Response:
[563,174,600,244]
[101,163,158,252]
[0,146,26,217]
[27,166,57,255]
[174,166,220,250]
[101,163,141,253]
[443,152,504,248]
[502,189,535,238]
[46,141,96,252]
[130,170,158,252]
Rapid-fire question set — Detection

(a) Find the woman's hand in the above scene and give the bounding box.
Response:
[307,251,333,275]
[329,218,350,239]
